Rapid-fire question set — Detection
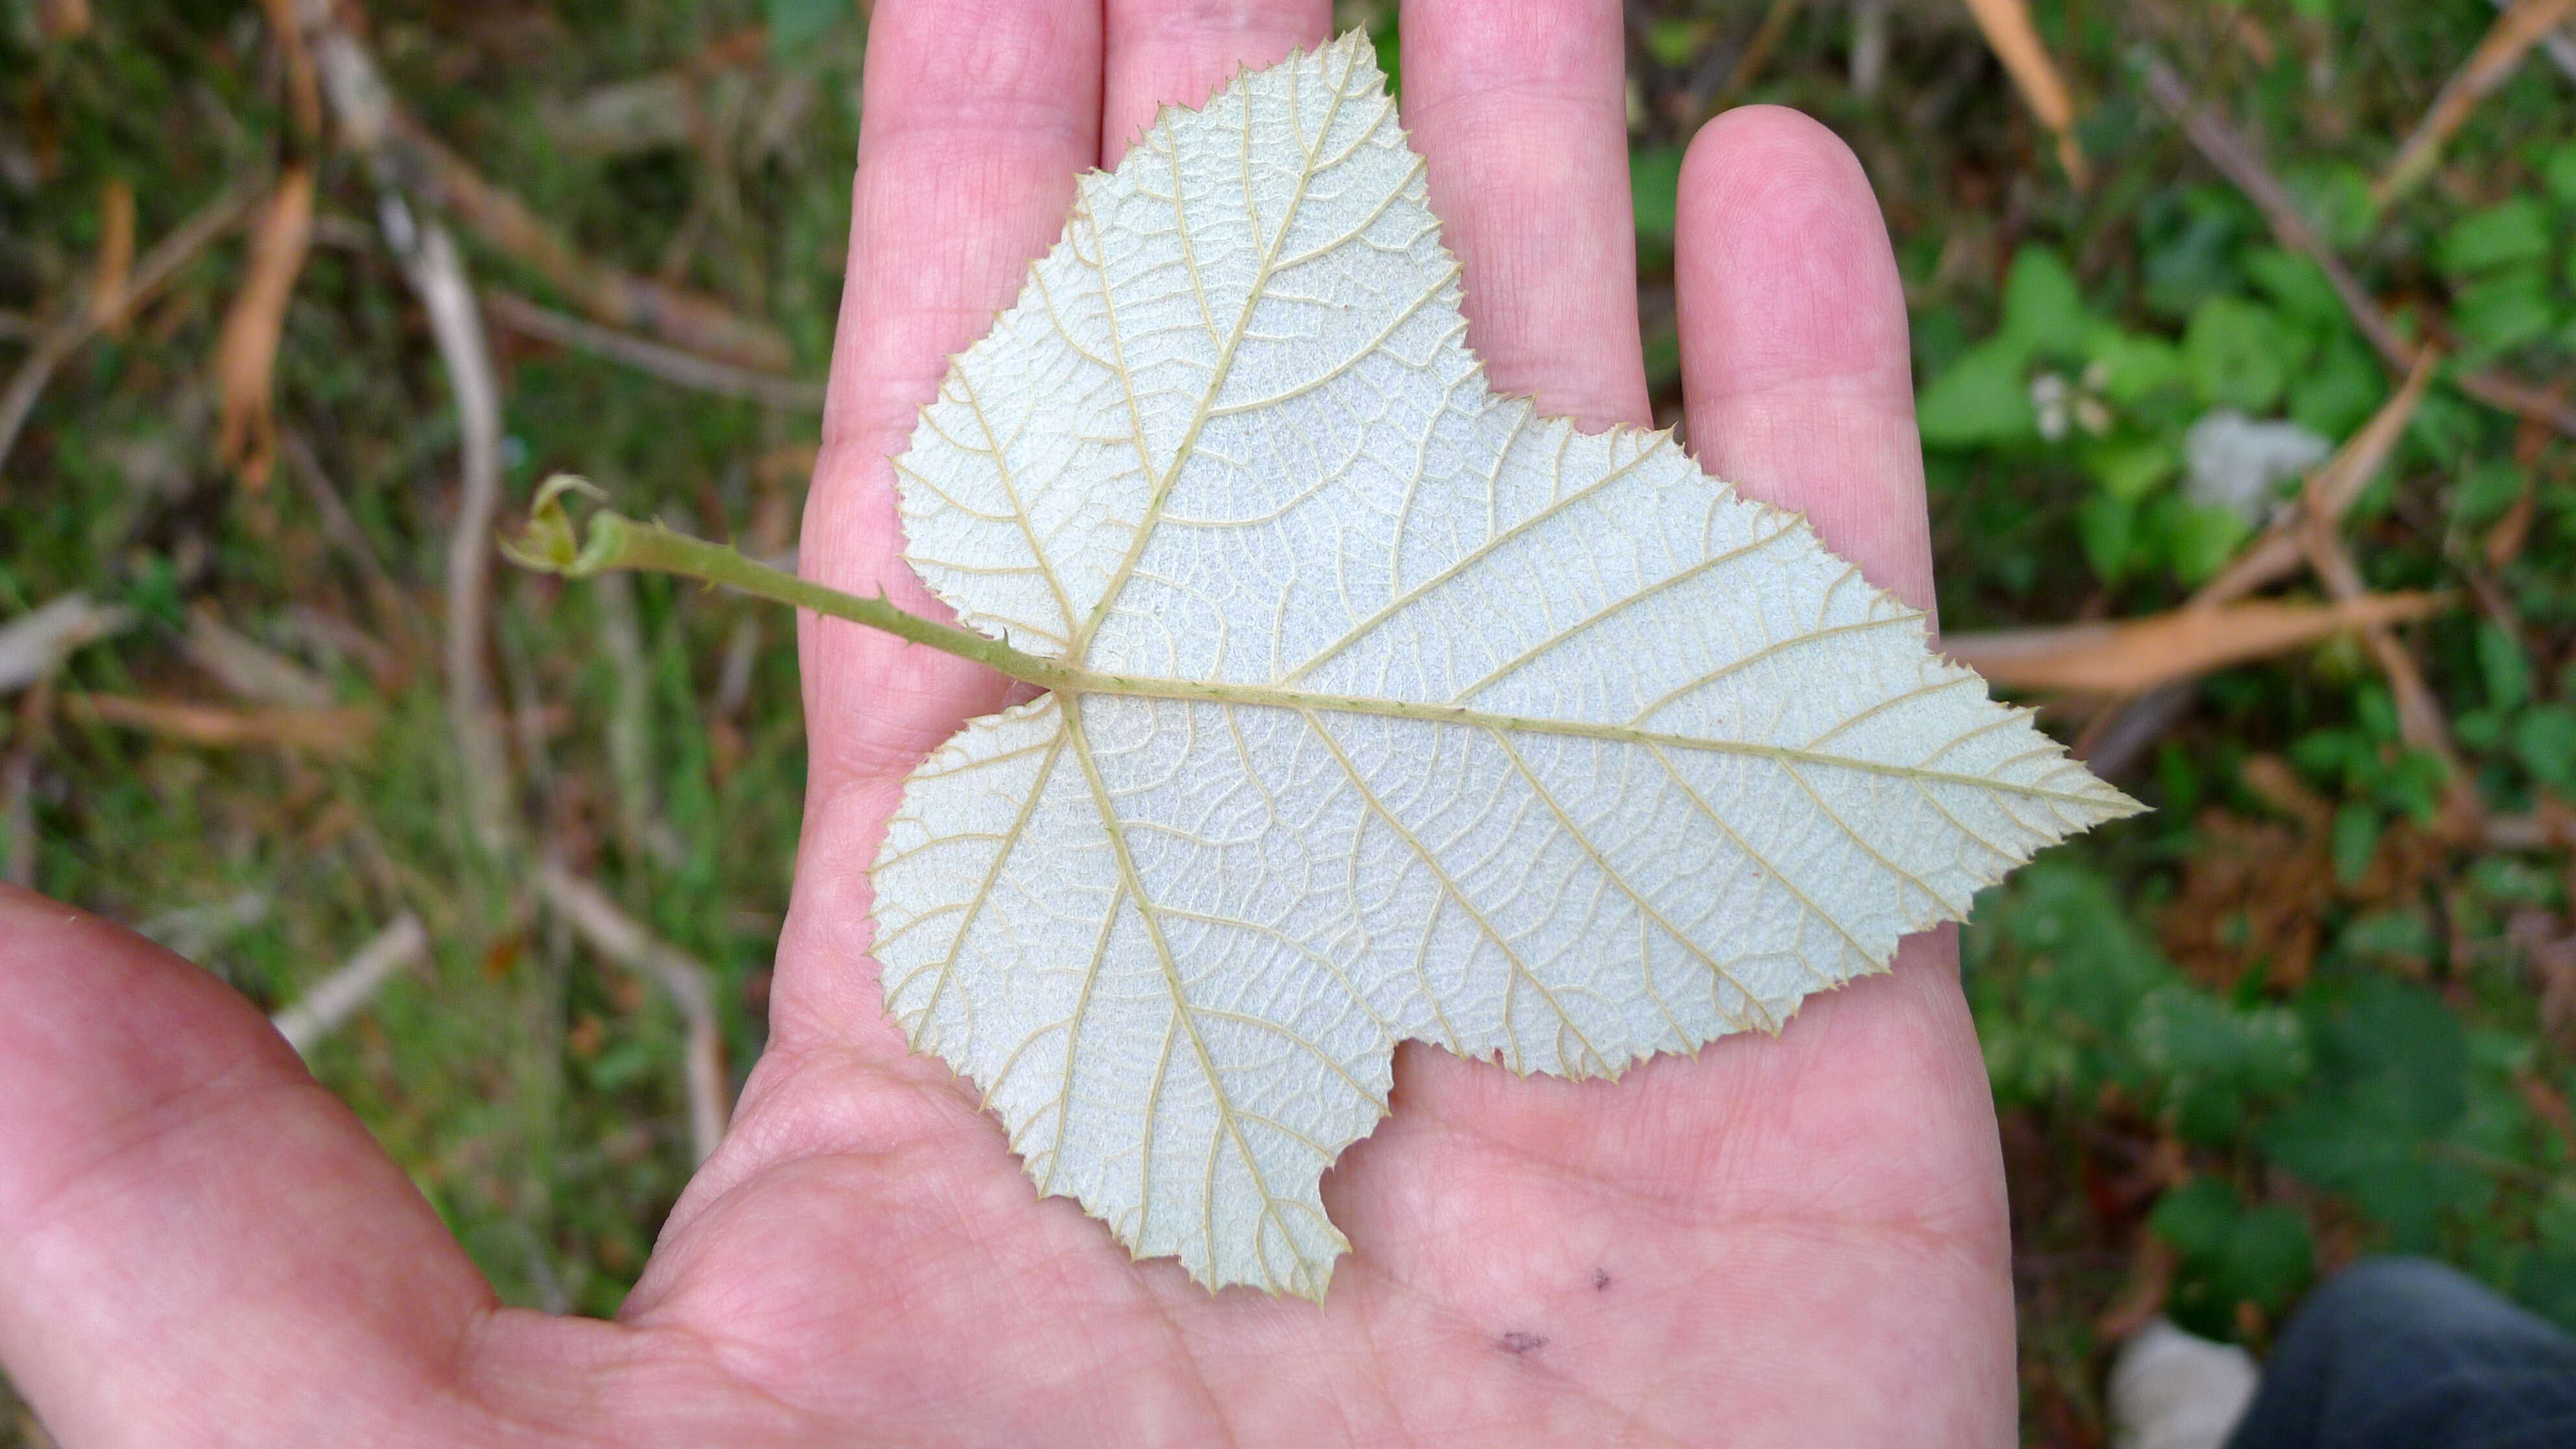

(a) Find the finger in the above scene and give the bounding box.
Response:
[1398,0,1646,427]
[778,0,1104,1061]
[0,887,497,1441]
[803,0,1105,782]
[1100,0,1333,166]
[1675,106,1935,617]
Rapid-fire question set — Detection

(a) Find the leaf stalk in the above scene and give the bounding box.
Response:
[500,474,1082,689]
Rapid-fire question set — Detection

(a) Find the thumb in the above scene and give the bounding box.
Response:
[0,885,499,1443]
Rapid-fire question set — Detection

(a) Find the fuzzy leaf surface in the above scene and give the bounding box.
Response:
[871,33,2138,1298]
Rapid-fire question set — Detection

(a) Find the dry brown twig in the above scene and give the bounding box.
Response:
[1947,593,2455,696]
[2296,489,2468,784]
[1,595,136,696]
[279,1,520,852]
[1962,0,2090,185]
[214,164,318,490]
[538,864,732,1164]
[388,203,517,855]
[184,605,336,710]
[88,179,134,334]
[270,914,431,1054]
[2497,0,2576,81]
[482,289,824,410]
[0,184,257,477]
[69,695,378,754]
[388,114,790,373]
[2377,0,2576,208]
[253,0,323,138]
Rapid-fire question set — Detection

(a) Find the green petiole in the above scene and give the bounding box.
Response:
[500,474,1083,691]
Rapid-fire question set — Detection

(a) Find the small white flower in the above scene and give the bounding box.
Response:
[2032,371,2072,441]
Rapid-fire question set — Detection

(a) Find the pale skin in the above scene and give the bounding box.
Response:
[0,1,2012,1443]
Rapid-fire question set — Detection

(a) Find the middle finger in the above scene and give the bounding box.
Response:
[1400,0,1646,428]
[1101,0,1335,165]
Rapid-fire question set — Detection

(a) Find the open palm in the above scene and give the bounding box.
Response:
[0,2,2011,1444]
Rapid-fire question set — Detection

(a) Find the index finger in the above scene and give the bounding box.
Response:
[801,0,1106,782]
[767,0,1103,1066]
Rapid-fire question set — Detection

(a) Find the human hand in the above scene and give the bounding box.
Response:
[0,3,2008,1444]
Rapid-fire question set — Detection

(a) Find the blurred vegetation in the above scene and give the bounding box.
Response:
[6,1,2575,1444]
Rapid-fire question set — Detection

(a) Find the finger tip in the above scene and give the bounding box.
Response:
[1676,106,1906,388]
[1672,106,1931,614]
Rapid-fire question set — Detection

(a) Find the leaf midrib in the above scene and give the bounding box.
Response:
[1067,43,1367,663]
[1049,669,2118,806]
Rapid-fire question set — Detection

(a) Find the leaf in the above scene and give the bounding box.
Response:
[1918,338,2038,447]
[2441,198,2555,275]
[2149,1178,2314,1340]
[870,35,2139,1299]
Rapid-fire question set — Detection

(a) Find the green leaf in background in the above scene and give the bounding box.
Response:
[2331,802,2380,887]
[2000,246,2088,359]
[2452,266,2559,354]
[765,0,848,57]
[2244,247,2346,328]
[2142,188,2248,319]
[2478,622,2531,713]
[2263,976,2481,1251]
[2288,334,2387,440]
[2544,143,2576,210]
[2158,496,2253,584]
[1644,18,1711,67]
[2283,162,2377,251]
[2517,706,2576,794]
[2441,198,2554,275]
[2132,985,2308,1144]
[1631,143,1686,243]
[2185,295,2292,412]
[2336,909,2436,971]
[2078,491,2137,582]
[1917,338,2037,447]
[2454,460,2530,528]
[2084,434,2181,502]
[2085,327,2186,404]
[2151,1176,2316,1341]
[1972,864,2177,1097]
[2081,430,2184,500]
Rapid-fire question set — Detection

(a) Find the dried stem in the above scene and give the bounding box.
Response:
[271,915,431,1054]
[1963,0,2089,184]
[480,289,823,410]
[2377,0,2576,207]
[538,864,730,1164]
[0,184,256,476]
[391,208,516,855]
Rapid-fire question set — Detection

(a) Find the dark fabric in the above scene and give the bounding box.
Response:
[2227,1257,2576,1449]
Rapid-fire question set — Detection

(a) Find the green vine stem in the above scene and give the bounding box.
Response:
[501,474,1082,691]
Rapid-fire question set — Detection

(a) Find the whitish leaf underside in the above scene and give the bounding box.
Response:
[871,34,2138,1298]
